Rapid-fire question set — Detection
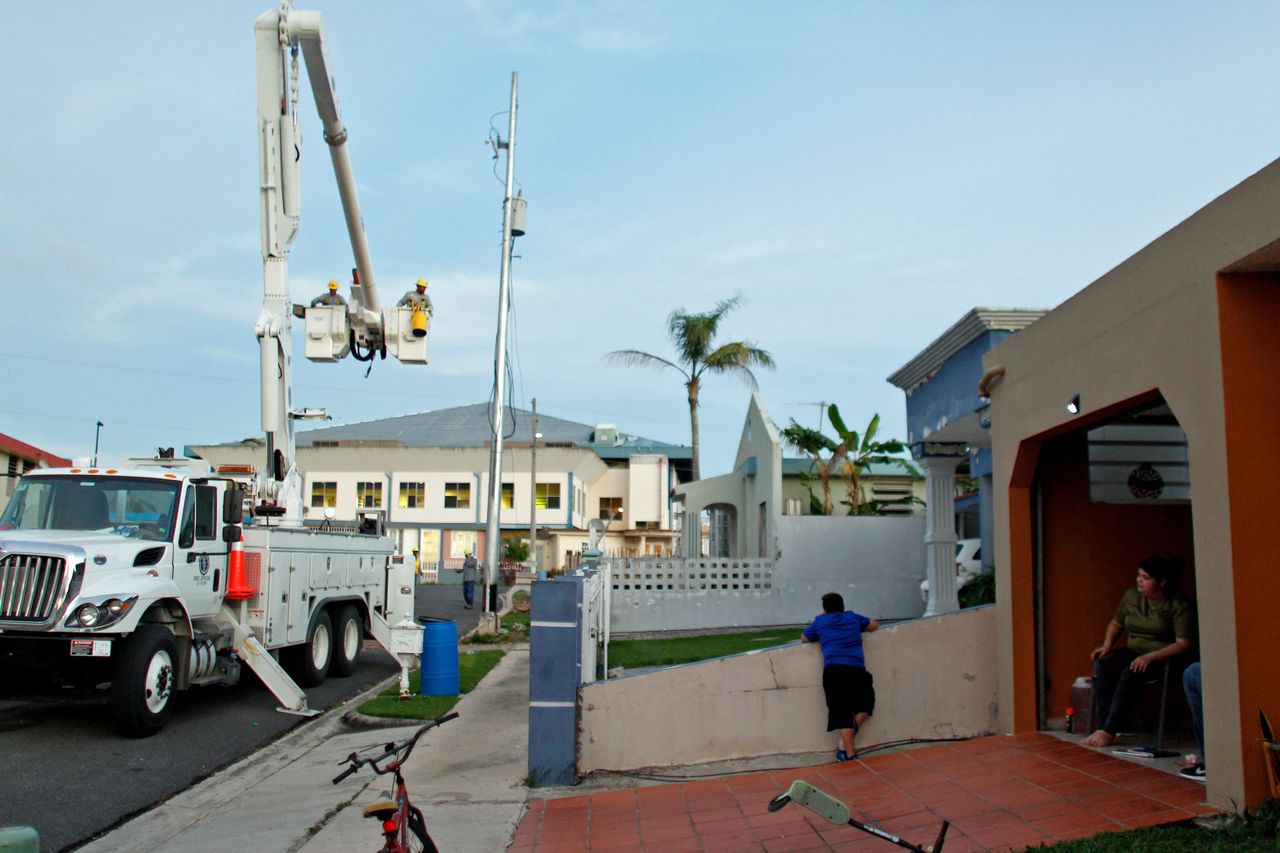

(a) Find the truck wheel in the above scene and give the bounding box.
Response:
[293,610,333,687]
[329,605,362,678]
[111,625,177,738]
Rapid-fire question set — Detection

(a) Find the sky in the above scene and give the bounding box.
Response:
[5,1,1280,477]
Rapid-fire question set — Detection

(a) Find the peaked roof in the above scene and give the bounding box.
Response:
[289,403,688,456]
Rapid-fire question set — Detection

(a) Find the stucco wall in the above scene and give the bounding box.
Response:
[608,515,927,631]
[580,605,997,773]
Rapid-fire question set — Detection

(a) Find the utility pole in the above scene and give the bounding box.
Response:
[529,398,538,576]
[483,72,519,624]
[92,421,103,467]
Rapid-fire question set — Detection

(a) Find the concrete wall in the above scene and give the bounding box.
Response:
[608,515,926,631]
[580,605,996,773]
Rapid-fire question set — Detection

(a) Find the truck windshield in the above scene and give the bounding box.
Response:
[0,476,181,542]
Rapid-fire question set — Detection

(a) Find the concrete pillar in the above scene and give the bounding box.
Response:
[922,454,962,616]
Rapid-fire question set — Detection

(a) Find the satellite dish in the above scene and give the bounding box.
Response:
[587,518,607,550]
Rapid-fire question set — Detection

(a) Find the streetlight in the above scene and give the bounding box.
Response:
[93,421,104,467]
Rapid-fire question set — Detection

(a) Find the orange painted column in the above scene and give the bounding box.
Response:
[1217,272,1280,807]
[1007,440,1042,733]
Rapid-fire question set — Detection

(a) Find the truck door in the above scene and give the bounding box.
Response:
[173,484,226,618]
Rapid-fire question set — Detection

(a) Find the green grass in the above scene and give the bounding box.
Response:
[1029,799,1279,852]
[606,627,803,670]
[357,648,504,720]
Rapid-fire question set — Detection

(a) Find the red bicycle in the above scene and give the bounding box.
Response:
[333,712,459,853]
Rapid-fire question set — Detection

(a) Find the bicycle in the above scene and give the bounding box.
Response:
[333,711,459,853]
[768,779,949,852]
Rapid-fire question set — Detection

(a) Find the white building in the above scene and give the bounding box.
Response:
[187,404,691,572]
[1,432,71,500]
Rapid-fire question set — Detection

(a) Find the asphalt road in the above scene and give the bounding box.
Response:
[0,581,481,852]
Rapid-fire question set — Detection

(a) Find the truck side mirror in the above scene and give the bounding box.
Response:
[223,486,244,525]
[222,524,242,544]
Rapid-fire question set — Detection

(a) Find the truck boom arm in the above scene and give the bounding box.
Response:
[252,3,386,521]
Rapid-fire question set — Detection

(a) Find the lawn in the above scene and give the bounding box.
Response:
[1030,798,1279,851]
[357,648,505,720]
[607,627,803,670]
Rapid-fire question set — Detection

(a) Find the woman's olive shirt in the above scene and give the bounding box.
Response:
[1113,587,1193,655]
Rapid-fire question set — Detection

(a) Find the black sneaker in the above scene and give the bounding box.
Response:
[1179,763,1206,781]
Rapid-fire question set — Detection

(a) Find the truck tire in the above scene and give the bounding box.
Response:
[110,624,178,738]
[329,604,362,678]
[292,610,333,687]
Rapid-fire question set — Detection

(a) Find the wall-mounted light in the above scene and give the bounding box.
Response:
[1066,394,1081,415]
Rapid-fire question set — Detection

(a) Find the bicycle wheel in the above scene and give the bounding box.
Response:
[407,805,438,853]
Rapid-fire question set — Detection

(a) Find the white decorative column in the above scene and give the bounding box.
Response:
[921,453,963,616]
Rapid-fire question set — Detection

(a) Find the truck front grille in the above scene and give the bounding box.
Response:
[0,554,67,622]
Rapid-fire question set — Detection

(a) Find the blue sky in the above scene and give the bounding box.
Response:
[4,1,1279,476]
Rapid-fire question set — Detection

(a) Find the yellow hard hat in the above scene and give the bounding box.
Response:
[416,278,428,289]
[328,280,339,290]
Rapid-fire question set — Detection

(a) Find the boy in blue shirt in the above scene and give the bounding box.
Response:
[802,592,879,762]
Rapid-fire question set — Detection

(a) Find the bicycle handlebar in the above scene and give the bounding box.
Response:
[332,712,460,785]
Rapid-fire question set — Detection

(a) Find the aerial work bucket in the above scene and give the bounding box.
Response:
[411,309,427,338]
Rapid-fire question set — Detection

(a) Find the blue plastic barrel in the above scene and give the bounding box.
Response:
[420,618,459,696]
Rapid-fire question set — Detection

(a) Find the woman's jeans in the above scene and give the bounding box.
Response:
[1183,662,1205,764]
[1092,648,1143,735]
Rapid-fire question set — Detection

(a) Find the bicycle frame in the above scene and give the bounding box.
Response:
[333,712,459,853]
[768,780,949,853]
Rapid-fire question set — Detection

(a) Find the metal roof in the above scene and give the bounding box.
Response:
[276,403,690,457]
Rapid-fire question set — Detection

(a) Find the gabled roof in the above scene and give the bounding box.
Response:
[886,307,1047,392]
[195,403,691,465]
[0,432,71,468]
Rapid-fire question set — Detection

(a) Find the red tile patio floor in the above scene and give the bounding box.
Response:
[509,732,1216,852]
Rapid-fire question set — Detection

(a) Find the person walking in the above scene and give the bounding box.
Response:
[802,592,879,762]
[462,551,479,609]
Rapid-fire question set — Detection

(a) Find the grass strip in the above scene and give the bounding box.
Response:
[1031,798,1279,851]
[607,627,803,670]
[357,648,505,720]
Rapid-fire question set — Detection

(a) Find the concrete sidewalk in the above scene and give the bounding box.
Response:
[80,644,530,853]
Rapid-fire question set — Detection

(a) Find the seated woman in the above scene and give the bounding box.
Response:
[1080,555,1194,748]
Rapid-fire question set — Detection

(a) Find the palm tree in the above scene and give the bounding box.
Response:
[605,295,774,481]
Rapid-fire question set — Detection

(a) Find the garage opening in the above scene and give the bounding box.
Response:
[1032,400,1198,738]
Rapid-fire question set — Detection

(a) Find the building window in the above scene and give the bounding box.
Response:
[356,481,383,509]
[399,482,425,509]
[535,483,560,510]
[450,530,477,559]
[311,481,337,508]
[501,483,514,509]
[444,482,471,509]
[599,497,623,520]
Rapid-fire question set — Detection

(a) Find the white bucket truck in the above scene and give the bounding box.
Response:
[0,461,417,737]
[0,2,435,736]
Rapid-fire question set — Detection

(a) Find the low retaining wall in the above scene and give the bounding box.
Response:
[579,605,997,773]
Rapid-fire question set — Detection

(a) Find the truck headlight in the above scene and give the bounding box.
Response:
[63,596,137,629]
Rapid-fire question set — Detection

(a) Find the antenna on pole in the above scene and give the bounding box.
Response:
[483,71,521,630]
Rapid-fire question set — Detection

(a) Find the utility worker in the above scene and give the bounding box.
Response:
[311,280,347,307]
[397,278,433,315]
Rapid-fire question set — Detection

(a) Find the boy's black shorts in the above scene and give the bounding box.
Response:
[823,664,875,732]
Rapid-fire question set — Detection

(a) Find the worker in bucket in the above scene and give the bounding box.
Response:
[311,279,347,307]
[397,278,433,315]
[802,592,879,762]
